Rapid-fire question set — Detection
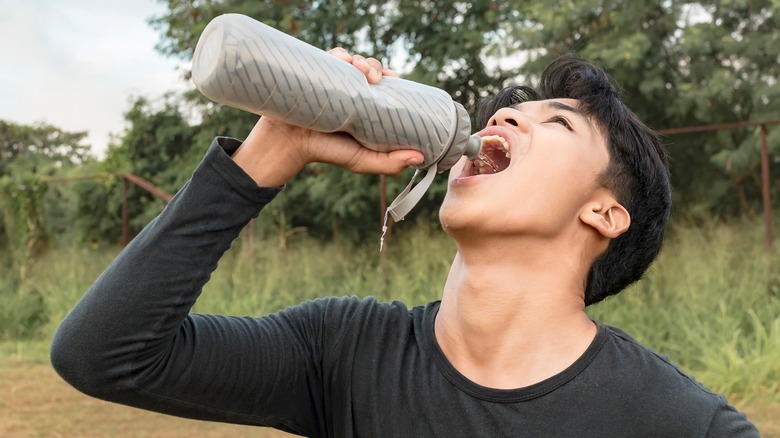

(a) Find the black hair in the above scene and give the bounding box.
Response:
[476,54,672,306]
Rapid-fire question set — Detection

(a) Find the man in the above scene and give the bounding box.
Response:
[51,50,759,436]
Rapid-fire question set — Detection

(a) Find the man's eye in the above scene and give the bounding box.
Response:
[547,116,572,130]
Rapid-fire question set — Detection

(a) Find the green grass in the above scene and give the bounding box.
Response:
[1,217,779,408]
[188,220,457,316]
[587,219,780,404]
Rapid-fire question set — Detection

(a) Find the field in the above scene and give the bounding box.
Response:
[1,218,779,436]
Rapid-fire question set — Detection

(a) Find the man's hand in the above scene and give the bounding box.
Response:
[231,48,424,187]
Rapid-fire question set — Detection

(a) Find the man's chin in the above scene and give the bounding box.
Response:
[438,202,477,238]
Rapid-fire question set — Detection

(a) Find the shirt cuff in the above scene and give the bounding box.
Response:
[200,136,285,205]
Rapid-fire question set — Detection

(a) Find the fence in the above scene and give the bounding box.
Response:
[43,120,777,251]
[45,173,172,246]
[658,120,778,251]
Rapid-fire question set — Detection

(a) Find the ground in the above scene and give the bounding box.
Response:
[1,355,777,437]
[0,356,295,437]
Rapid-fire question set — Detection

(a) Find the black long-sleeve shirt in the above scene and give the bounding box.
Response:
[51,138,759,437]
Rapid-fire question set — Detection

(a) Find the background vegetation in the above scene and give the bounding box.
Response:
[1,0,779,434]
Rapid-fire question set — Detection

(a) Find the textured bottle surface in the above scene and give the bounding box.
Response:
[191,13,476,170]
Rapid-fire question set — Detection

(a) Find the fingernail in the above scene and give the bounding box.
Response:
[369,67,379,81]
[407,157,423,167]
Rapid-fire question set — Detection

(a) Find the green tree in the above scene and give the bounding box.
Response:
[0,120,89,338]
[0,120,91,280]
[503,0,780,216]
[149,0,512,241]
[151,0,510,113]
[149,0,780,234]
[0,120,90,176]
[73,95,197,243]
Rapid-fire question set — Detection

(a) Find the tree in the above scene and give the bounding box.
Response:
[149,0,514,240]
[0,120,90,176]
[73,95,198,243]
[150,0,780,232]
[0,120,90,338]
[0,120,91,281]
[151,0,510,115]
[503,0,780,216]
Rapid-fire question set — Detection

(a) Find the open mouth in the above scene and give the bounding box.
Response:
[472,135,511,175]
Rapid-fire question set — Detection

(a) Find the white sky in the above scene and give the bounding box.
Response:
[0,0,189,157]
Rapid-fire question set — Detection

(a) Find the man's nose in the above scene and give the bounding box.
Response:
[486,107,531,132]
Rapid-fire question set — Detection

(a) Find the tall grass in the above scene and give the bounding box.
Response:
[587,219,780,403]
[193,221,456,315]
[2,217,778,404]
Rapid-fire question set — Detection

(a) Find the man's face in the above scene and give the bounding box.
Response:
[439,98,611,240]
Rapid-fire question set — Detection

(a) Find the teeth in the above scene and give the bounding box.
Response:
[470,134,510,176]
[481,135,509,152]
[474,159,489,175]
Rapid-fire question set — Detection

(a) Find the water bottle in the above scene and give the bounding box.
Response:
[190,13,482,230]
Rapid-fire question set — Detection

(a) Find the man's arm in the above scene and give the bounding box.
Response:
[51,138,329,430]
[51,50,423,435]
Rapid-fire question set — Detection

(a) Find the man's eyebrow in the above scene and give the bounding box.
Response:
[544,101,594,131]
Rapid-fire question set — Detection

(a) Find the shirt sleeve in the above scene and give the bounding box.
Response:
[705,396,761,438]
[50,137,330,436]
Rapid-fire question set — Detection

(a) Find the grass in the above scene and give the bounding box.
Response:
[1,217,779,435]
[588,219,780,405]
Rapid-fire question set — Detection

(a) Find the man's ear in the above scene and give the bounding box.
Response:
[580,194,630,239]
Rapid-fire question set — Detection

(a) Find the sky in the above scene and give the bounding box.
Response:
[0,0,189,157]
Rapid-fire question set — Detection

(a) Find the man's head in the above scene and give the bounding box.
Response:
[442,54,671,306]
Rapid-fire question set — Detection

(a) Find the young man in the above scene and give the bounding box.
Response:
[51,51,759,436]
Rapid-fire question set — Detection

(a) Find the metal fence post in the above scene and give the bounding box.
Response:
[122,177,129,246]
[760,124,773,251]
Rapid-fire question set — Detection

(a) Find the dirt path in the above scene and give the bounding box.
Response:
[1,358,295,437]
[2,357,777,437]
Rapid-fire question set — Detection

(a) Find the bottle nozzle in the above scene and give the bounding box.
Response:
[464,135,482,160]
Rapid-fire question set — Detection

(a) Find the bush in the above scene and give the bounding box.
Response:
[0,286,49,340]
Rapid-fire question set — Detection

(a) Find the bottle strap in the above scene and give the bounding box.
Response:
[380,164,438,251]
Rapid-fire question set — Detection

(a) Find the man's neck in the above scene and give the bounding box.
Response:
[434,241,598,390]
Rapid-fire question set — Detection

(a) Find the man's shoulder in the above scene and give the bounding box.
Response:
[599,324,718,398]
[276,295,433,336]
[593,324,758,436]
[286,295,428,317]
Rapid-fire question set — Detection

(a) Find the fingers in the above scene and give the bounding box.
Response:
[352,55,382,83]
[382,68,400,78]
[327,47,395,84]
[327,47,352,63]
[342,148,425,176]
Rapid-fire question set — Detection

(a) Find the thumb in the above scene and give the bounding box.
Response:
[397,150,425,168]
[347,148,425,175]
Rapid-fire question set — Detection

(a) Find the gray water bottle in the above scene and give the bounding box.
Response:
[191,13,482,224]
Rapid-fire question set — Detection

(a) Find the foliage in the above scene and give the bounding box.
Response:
[0,175,49,285]
[145,0,516,241]
[0,120,90,282]
[151,0,510,115]
[0,284,48,340]
[13,1,780,245]
[503,0,780,217]
[143,0,780,238]
[0,120,89,339]
[72,95,198,243]
[0,120,90,176]
[6,216,780,409]
[587,216,780,403]
[115,94,198,191]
